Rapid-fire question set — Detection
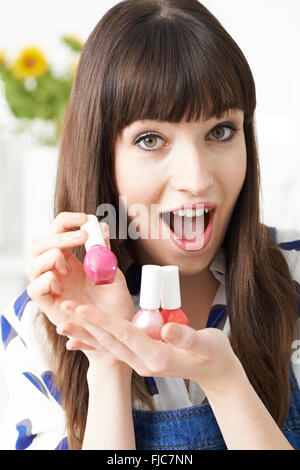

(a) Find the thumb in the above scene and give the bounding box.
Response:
[161,323,216,359]
[99,222,111,250]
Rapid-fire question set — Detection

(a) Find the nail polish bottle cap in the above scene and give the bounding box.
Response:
[81,214,105,252]
[160,266,181,309]
[139,265,162,310]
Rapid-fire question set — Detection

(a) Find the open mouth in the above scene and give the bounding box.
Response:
[161,209,214,240]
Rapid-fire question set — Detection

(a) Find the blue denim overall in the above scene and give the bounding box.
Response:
[126,226,300,450]
[132,366,300,450]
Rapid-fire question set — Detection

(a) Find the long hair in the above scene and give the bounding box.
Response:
[40,0,298,449]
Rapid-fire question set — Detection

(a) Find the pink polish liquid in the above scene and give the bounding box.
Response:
[81,215,117,285]
[132,265,165,340]
[160,266,190,326]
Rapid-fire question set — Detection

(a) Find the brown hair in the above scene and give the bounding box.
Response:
[40,0,298,449]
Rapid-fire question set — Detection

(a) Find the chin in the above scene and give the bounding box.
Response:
[176,261,209,276]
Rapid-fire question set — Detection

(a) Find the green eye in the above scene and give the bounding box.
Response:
[211,128,225,139]
[134,133,164,151]
[143,135,158,148]
[208,125,237,142]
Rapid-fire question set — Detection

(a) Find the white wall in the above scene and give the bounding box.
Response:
[203,1,300,230]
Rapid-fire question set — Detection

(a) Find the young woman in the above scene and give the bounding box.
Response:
[1,0,300,450]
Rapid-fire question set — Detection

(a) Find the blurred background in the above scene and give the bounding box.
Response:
[0,0,299,312]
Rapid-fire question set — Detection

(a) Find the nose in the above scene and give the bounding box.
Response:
[170,143,214,196]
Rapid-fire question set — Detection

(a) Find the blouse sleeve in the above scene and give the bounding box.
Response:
[0,289,68,450]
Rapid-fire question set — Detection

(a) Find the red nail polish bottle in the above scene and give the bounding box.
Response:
[131,265,165,340]
[160,266,190,326]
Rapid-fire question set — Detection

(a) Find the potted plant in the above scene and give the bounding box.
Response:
[0,34,83,145]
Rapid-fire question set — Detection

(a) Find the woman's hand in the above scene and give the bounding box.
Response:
[25,212,135,367]
[56,302,243,392]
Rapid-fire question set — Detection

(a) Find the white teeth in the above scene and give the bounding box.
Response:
[172,208,210,217]
[177,209,186,216]
[185,209,195,217]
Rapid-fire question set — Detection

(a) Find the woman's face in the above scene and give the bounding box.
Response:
[114,109,247,275]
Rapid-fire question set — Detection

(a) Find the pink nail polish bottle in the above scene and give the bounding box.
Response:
[81,214,117,285]
[160,266,190,326]
[132,265,165,340]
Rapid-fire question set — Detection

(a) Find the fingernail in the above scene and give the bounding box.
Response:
[60,263,71,275]
[166,325,180,341]
[71,230,83,239]
[57,325,67,335]
[61,302,73,311]
[100,223,108,234]
[72,213,85,220]
[66,340,74,349]
[76,308,86,317]
[65,262,72,273]
[75,308,87,319]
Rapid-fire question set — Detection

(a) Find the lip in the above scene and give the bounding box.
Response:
[160,201,218,214]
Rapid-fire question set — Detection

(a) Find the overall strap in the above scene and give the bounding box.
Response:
[268,225,278,244]
[268,224,300,318]
[295,281,300,319]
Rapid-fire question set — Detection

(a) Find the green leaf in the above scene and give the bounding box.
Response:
[0,66,73,144]
[61,35,83,52]
[0,68,71,119]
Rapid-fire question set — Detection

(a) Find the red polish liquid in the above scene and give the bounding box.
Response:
[161,307,190,326]
[160,266,190,327]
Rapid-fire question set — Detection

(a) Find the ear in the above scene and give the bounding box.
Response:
[99,222,111,250]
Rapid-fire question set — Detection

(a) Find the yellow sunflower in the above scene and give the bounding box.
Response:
[11,46,48,79]
[0,49,5,66]
[71,56,80,79]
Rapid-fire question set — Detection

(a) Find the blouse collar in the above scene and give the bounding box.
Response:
[121,242,226,296]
